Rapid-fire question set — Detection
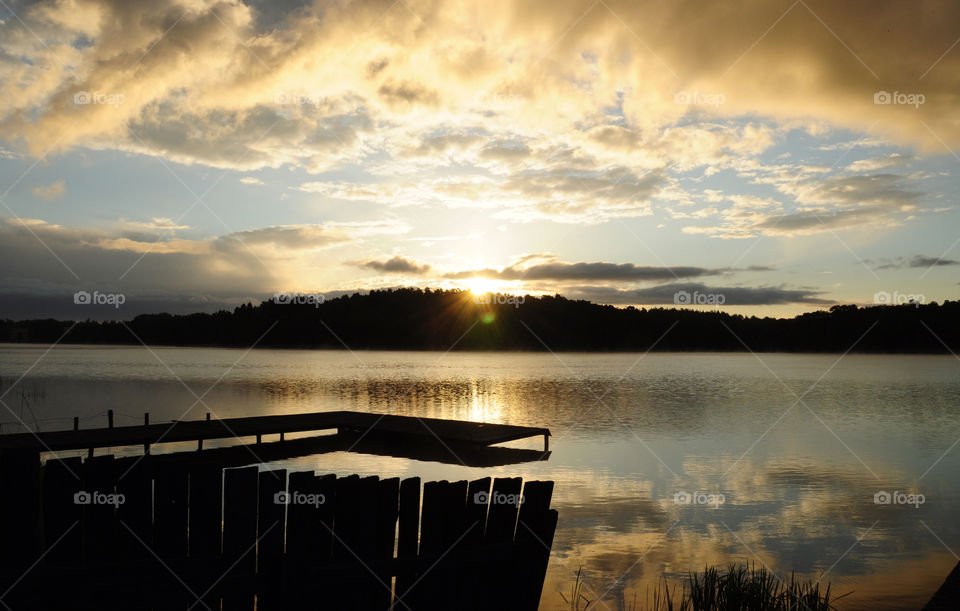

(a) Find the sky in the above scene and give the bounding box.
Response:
[0,0,958,320]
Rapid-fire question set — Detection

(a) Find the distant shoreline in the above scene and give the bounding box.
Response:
[0,341,957,355]
[2,289,958,354]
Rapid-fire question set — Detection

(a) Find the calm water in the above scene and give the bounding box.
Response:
[1,344,958,609]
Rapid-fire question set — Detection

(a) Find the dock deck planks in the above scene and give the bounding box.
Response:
[0,410,551,453]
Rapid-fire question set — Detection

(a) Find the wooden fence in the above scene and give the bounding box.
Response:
[0,449,557,610]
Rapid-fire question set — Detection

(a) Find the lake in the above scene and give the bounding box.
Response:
[1,344,958,609]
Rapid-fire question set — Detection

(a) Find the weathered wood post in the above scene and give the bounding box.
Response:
[143,413,150,454]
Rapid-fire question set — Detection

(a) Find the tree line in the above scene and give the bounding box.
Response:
[1,288,958,353]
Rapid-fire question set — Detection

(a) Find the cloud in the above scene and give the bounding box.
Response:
[377,80,440,108]
[479,141,531,162]
[240,176,265,185]
[410,132,485,157]
[300,163,670,223]
[874,255,960,270]
[847,154,912,172]
[120,217,189,232]
[0,216,409,309]
[4,0,959,171]
[682,172,928,238]
[566,282,832,306]
[351,256,431,274]
[32,180,65,201]
[446,258,770,282]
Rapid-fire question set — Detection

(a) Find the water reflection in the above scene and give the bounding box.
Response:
[1,346,958,608]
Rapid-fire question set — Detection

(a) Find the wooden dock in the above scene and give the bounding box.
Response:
[0,453,558,610]
[0,410,551,456]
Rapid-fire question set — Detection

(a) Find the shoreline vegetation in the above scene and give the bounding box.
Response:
[1,288,959,353]
[564,564,849,611]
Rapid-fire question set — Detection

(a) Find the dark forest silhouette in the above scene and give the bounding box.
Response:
[2,288,959,353]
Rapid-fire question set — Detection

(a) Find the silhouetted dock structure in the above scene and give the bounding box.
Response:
[0,409,551,455]
[0,452,557,609]
[0,412,557,609]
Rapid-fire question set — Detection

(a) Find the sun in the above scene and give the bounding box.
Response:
[461,277,508,295]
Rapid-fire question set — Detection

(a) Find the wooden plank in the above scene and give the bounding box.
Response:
[111,456,155,611]
[332,475,380,608]
[465,477,491,545]
[151,459,194,610]
[394,476,420,609]
[438,480,469,607]
[281,470,309,607]
[257,469,286,611]
[515,509,559,611]
[412,479,446,609]
[257,469,287,573]
[153,461,189,558]
[510,481,557,610]
[418,480,443,555]
[114,455,153,560]
[0,448,41,593]
[373,477,400,609]
[516,480,554,539]
[484,477,522,542]
[284,472,336,606]
[459,477,496,610]
[188,463,223,611]
[284,471,313,563]
[41,457,83,564]
[315,472,337,558]
[397,478,420,559]
[375,477,400,560]
[188,464,223,559]
[222,466,258,610]
[442,480,469,550]
[81,454,117,562]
